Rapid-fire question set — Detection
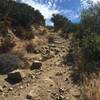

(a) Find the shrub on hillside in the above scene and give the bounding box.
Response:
[26,42,37,53]
[15,26,34,39]
[80,33,100,62]
[0,37,15,53]
[51,14,72,33]
[0,53,25,74]
[73,33,100,73]
[9,2,35,26]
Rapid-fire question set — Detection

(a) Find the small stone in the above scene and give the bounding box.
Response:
[66,97,70,100]
[8,87,13,91]
[30,75,35,79]
[55,62,60,66]
[49,76,52,79]
[31,60,42,70]
[60,95,66,100]
[55,72,63,76]
[18,93,20,96]
[47,90,51,92]
[38,57,43,61]
[55,94,65,100]
[0,86,3,92]
[65,78,69,81]
[27,83,30,87]
[20,86,23,89]
[27,93,34,100]
[70,89,80,97]
[59,88,65,93]
[3,84,7,88]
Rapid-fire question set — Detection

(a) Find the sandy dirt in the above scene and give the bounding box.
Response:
[0,33,81,100]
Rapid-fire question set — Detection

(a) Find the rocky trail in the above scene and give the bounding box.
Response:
[0,33,81,100]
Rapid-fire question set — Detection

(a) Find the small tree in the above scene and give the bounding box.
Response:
[51,14,71,32]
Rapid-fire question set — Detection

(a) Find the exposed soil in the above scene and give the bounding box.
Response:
[0,32,81,100]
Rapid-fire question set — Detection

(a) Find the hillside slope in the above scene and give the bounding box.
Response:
[0,30,81,100]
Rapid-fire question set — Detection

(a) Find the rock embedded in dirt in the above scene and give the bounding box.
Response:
[59,88,65,94]
[55,72,63,76]
[3,84,7,88]
[70,89,81,97]
[20,86,24,89]
[27,87,39,100]
[6,70,25,84]
[8,87,13,91]
[31,60,42,70]
[27,94,34,100]
[52,93,66,100]
[0,86,3,92]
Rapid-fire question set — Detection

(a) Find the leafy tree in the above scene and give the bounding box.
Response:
[51,14,71,32]
[73,2,100,73]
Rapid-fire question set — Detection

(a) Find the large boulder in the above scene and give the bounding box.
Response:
[0,54,25,74]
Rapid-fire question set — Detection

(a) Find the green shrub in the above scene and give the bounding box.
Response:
[51,14,71,32]
[73,33,100,73]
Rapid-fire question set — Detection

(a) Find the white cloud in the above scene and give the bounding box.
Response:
[92,0,100,3]
[80,0,100,8]
[61,9,80,20]
[16,0,80,25]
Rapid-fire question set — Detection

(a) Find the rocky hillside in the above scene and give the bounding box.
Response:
[0,26,83,100]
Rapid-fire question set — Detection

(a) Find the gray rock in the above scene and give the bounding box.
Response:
[70,89,81,97]
[0,54,25,74]
[20,86,24,89]
[31,60,42,70]
[3,84,7,88]
[6,70,25,84]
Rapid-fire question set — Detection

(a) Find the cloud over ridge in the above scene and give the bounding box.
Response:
[16,0,100,25]
[17,0,79,24]
[16,0,62,25]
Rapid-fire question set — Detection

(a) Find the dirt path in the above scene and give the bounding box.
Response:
[0,34,81,100]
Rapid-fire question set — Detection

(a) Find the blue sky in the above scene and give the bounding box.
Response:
[16,0,100,25]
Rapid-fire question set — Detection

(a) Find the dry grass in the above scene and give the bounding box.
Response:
[26,42,37,53]
[81,74,100,100]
